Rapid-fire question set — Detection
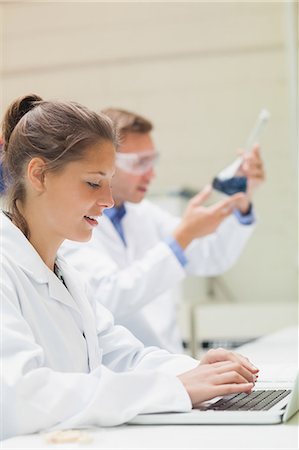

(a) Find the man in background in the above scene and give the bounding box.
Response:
[60,108,265,353]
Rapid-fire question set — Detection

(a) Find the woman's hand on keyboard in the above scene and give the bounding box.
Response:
[200,348,259,373]
[178,348,259,407]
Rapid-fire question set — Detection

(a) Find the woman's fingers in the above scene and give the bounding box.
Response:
[230,352,259,374]
[208,361,257,383]
[200,348,259,374]
[178,360,256,407]
[212,370,252,385]
[212,382,254,398]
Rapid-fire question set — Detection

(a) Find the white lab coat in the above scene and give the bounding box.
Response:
[1,212,198,440]
[61,200,255,353]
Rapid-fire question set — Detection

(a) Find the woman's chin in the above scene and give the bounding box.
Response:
[65,230,93,243]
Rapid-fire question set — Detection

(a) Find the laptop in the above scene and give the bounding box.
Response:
[129,373,298,425]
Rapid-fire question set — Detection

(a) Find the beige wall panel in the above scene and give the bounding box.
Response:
[3,3,284,73]
[1,2,297,310]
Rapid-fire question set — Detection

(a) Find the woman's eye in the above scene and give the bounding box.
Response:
[87,181,101,189]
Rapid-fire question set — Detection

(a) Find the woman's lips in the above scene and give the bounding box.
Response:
[84,215,100,227]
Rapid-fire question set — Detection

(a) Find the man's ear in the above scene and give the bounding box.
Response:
[27,157,47,192]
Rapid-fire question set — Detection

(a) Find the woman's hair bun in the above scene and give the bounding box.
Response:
[16,94,43,117]
[2,94,43,148]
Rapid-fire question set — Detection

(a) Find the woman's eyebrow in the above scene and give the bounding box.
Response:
[86,170,107,175]
[86,170,116,177]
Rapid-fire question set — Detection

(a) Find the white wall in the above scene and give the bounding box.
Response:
[1,3,297,317]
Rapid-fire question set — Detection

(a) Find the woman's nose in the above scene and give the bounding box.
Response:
[97,185,114,209]
[106,193,114,209]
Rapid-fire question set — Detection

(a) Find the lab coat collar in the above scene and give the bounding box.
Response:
[1,211,80,313]
[46,263,82,313]
[1,211,49,284]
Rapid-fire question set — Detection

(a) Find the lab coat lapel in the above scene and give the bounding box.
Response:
[47,269,82,314]
[57,259,102,370]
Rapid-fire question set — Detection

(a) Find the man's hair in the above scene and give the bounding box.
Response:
[102,108,153,137]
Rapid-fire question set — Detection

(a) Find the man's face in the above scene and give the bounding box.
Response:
[112,132,156,205]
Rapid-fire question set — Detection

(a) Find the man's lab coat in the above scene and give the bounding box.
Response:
[60,200,255,353]
[1,212,197,440]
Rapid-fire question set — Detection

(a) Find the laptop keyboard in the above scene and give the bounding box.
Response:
[202,390,291,411]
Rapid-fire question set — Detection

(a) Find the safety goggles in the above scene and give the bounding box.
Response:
[115,150,159,175]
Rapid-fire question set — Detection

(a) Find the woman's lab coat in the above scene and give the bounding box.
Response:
[1,212,198,440]
[61,199,255,353]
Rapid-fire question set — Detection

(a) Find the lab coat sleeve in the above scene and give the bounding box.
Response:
[1,277,194,440]
[61,239,186,321]
[139,200,256,276]
[184,214,255,276]
[94,301,199,375]
[142,200,256,276]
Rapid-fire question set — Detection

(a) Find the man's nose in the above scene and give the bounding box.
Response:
[143,166,155,180]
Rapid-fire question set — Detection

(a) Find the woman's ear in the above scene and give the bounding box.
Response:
[27,157,47,193]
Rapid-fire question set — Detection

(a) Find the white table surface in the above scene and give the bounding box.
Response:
[2,326,298,450]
